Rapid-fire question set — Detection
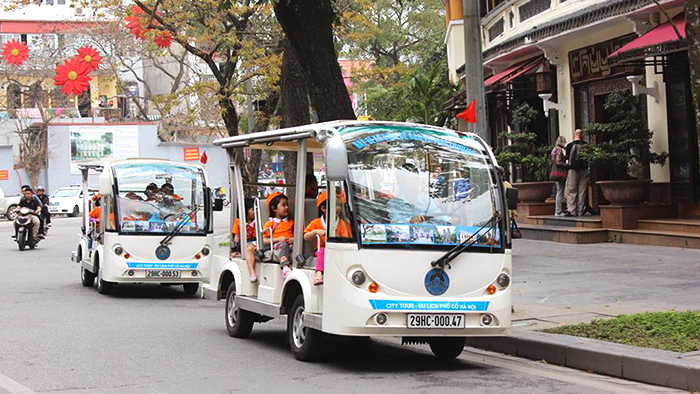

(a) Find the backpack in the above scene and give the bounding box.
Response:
[568,142,587,169]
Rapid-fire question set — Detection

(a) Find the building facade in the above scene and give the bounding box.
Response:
[445,0,697,215]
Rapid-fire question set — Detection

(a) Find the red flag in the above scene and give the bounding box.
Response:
[200,151,208,164]
[456,99,477,123]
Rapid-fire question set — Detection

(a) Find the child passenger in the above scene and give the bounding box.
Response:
[232,198,258,283]
[304,191,353,286]
[262,192,295,279]
[304,192,328,286]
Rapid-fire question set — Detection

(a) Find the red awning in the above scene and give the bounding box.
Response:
[608,13,687,64]
[485,56,543,87]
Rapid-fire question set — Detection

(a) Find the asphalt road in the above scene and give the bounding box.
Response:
[0,216,685,394]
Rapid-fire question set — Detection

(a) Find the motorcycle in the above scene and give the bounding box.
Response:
[214,187,230,207]
[13,207,41,251]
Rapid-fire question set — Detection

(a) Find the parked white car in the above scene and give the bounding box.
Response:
[0,187,22,220]
[49,186,97,217]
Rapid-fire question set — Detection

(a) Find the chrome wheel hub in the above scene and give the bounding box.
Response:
[292,306,306,348]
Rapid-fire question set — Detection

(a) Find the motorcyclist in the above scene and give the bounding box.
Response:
[17,186,43,240]
[36,186,51,231]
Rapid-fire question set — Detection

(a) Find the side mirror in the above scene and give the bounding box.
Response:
[506,188,519,211]
[317,128,348,182]
[98,170,112,196]
[213,198,224,212]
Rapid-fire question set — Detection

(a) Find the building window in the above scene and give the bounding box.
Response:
[486,0,507,13]
[488,18,505,42]
[519,0,551,22]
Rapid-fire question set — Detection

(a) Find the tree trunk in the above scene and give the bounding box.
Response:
[218,88,240,137]
[279,39,312,201]
[241,89,281,196]
[686,0,700,181]
[274,0,356,122]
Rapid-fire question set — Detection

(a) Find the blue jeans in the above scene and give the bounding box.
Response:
[555,180,566,215]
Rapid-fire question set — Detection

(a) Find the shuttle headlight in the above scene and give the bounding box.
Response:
[351,270,366,286]
[375,313,388,325]
[496,273,511,289]
[201,246,210,256]
[481,313,494,326]
[113,245,123,256]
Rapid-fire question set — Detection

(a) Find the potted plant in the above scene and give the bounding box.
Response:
[496,102,553,203]
[582,90,667,205]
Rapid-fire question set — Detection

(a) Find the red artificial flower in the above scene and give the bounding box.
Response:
[2,39,29,66]
[54,57,92,96]
[125,4,172,48]
[125,5,148,39]
[152,30,172,49]
[75,45,102,71]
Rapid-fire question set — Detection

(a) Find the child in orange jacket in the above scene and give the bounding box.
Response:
[262,192,295,278]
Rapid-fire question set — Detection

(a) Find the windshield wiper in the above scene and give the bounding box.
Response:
[160,205,200,246]
[430,213,500,270]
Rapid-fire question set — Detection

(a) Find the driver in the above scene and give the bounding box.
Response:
[17,187,43,240]
[388,163,447,224]
[158,182,186,220]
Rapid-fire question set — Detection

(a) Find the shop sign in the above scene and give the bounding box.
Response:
[0,170,8,180]
[569,34,640,84]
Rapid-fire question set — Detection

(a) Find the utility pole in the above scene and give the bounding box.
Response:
[462,0,488,142]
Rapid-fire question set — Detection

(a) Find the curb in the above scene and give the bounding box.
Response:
[465,329,700,392]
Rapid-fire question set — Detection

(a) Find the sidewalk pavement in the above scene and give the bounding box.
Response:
[470,240,700,392]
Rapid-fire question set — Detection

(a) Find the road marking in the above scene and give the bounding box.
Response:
[0,373,36,394]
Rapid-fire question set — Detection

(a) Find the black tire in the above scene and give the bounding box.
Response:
[81,268,95,287]
[429,337,466,359]
[288,294,324,361]
[6,205,18,221]
[17,230,26,251]
[70,205,80,217]
[79,250,95,287]
[225,281,255,338]
[183,283,199,295]
[96,261,114,294]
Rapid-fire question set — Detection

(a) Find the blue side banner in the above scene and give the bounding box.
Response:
[369,300,489,312]
[126,262,198,269]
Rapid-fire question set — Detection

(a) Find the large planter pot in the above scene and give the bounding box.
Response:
[513,181,555,203]
[596,179,651,205]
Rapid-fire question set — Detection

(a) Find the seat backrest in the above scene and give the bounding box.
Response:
[303,198,320,255]
[254,198,270,246]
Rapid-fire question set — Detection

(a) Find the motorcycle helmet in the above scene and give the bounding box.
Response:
[36,186,45,192]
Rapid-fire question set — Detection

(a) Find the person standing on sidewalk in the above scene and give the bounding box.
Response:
[565,129,589,217]
[550,136,568,216]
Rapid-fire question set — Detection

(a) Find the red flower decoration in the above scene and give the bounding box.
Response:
[54,57,92,96]
[75,45,102,71]
[125,5,172,48]
[152,31,172,49]
[2,39,29,66]
[125,6,148,39]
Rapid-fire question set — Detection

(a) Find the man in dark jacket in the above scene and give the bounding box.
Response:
[564,129,589,216]
[17,187,43,240]
[36,186,51,228]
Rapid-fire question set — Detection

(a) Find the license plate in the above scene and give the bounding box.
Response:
[407,314,465,329]
[146,270,181,278]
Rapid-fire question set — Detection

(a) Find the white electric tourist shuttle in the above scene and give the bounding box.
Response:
[205,121,518,360]
[73,159,223,295]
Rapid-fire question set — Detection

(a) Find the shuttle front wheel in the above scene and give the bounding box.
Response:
[429,337,466,359]
[225,282,254,338]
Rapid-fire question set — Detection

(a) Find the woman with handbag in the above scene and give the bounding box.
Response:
[550,136,568,216]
